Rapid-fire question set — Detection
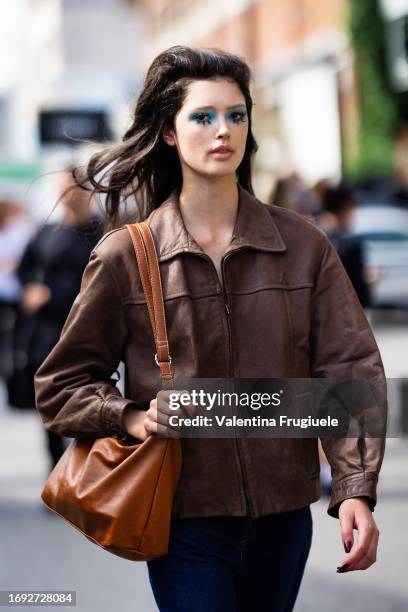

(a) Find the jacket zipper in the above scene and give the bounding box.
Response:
[194,249,252,515]
[221,252,252,516]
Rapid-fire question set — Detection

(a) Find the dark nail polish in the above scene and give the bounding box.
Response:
[337,564,349,573]
[343,540,352,553]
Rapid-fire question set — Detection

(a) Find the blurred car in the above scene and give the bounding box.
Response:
[350,206,408,309]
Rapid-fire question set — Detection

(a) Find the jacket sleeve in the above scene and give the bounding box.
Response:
[310,237,387,518]
[34,248,141,440]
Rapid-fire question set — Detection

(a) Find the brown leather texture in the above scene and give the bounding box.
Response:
[35,185,387,520]
[40,222,182,561]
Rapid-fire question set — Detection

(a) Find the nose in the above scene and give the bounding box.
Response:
[215,117,230,139]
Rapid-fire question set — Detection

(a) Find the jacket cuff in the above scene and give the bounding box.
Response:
[101,396,144,440]
[327,472,378,519]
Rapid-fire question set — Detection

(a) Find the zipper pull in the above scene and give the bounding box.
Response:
[225,300,230,315]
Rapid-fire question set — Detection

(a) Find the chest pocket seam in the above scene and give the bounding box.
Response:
[228,283,313,296]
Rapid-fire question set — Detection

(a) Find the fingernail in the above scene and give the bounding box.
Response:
[337,564,349,573]
[343,540,352,553]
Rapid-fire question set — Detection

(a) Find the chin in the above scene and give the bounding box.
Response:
[185,159,240,180]
[203,161,239,177]
[204,170,237,181]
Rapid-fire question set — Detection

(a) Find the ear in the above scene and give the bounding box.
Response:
[163,126,176,147]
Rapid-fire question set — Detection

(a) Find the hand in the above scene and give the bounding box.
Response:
[123,390,192,441]
[22,283,51,314]
[337,496,380,573]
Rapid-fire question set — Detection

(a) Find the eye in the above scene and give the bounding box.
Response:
[229,111,247,124]
[193,112,212,125]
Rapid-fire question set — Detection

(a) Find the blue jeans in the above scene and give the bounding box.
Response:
[147,505,313,611]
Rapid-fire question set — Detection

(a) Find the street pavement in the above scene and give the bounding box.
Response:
[1,317,407,612]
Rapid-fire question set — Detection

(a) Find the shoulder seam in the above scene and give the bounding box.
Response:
[92,250,125,304]
[313,236,336,288]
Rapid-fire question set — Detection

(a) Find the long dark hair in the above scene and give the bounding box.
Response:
[73,45,258,229]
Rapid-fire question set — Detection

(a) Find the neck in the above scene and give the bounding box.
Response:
[178,173,239,241]
[62,208,93,227]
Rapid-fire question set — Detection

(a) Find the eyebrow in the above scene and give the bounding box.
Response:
[189,104,247,113]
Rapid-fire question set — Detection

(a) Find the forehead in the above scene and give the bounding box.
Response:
[182,79,245,108]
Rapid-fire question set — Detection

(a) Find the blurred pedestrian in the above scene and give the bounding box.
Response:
[268,172,303,211]
[0,201,31,382]
[268,174,328,217]
[10,169,102,470]
[297,178,330,217]
[317,184,372,308]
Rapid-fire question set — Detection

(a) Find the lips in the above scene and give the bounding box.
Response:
[211,146,233,154]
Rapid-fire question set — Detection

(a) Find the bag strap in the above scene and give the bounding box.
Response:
[125,223,173,387]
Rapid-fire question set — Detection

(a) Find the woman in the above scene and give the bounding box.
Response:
[34,46,385,611]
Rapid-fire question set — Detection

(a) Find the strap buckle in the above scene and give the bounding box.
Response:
[155,353,172,367]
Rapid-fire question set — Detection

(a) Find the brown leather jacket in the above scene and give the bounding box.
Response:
[34,186,386,519]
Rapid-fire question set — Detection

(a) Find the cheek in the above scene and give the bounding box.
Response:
[236,123,249,147]
[231,124,249,160]
[177,124,210,159]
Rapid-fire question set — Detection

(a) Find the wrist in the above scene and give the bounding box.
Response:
[340,496,371,508]
[122,405,145,438]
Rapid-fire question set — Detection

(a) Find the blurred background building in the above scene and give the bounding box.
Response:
[0,0,146,217]
[3,0,408,206]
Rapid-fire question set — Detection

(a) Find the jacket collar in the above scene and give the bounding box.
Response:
[146,183,286,262]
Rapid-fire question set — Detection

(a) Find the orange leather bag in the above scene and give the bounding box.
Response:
[40,222,182,561]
